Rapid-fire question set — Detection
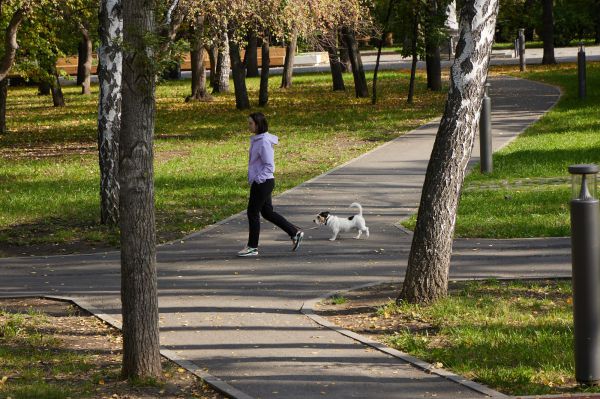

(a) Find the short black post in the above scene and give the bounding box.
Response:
[480,83,492,174]
[569,164,600,385]
[578,43,587,99]
[518,28,526,72]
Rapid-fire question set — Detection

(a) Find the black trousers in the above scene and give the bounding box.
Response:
[247,179,297,248]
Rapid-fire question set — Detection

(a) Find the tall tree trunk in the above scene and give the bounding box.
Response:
[259,34,270,107]
[213,29,230,93]
[0,79,7,134]
[77,40,86,86]
[186,16,211,102]
[407,12,419,104]
[38,81,50,95]
[0,8,25,82]
[425,0,442,91]
[0,8,25,136]
[98,0,122,226]
[541,0,556,65]
[338,29,351,72]
[208,45,217,88]
[280,29,297,89]
[246,30,259,78]
[79,26,93,95]
[120,0,161,380]
[373,0,396,103]
[229,32,250,110]
[398,0,499,304]
[323,33,345,91]
[50,67,65,107]
[342,27,368,98]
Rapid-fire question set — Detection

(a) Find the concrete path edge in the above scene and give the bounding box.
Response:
[0,294,255,399]
[301,282,509,398]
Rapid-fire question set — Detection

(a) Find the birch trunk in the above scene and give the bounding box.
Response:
[79,27,93,95]
[213,29,230,93]
[97,0,122,226]
[120,0,161,380]
[399,0,499,304]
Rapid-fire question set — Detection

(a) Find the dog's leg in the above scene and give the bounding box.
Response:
[365,227,370,238]
[329,229,339,241]
[354,230,362,239]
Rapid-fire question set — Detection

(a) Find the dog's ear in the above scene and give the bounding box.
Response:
[319,211,330,218]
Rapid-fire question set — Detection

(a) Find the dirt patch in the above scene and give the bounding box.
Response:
[314,282,423,340]
[0,143,97,159]
[0,297,225,399]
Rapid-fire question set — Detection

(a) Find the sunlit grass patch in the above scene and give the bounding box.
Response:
[0,70,446,253]
[382,279,584,396]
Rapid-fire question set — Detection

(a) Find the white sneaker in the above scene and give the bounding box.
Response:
[291,231,304,252]
[237,246,258,257]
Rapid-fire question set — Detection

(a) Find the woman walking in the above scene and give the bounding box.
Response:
[237,112,304,257]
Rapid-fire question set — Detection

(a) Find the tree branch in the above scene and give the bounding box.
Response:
[0,8,25,82]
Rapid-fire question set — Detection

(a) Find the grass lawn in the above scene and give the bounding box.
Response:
[492,38,596,50]
[0,71,446,255]
[379,279,587,396]
[403,62,600,238]
[0,298,223,398]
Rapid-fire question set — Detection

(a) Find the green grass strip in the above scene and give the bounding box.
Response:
[0,71,446,252]
[404,62,600,238]
[382,279,595,396]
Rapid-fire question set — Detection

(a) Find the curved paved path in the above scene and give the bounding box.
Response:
[0,77,566,399]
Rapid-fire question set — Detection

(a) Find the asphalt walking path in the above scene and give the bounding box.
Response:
[0,76,568,399]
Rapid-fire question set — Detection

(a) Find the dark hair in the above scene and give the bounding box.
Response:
[249,112,268,134]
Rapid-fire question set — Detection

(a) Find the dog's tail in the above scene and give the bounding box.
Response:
[349,202,363,216]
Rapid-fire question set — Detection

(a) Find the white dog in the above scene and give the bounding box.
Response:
[313,202,370,241]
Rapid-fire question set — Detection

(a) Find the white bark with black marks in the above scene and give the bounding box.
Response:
[213,28,230,93]
[399,0,499,304]
[78,25,93,94]
[98,0,122,226]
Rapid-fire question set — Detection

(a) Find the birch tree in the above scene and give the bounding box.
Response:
[398,0,499,304]
[97,0,122,226]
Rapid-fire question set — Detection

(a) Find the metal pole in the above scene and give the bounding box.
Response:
[578,43,587,99]
[569,164,600,385]
[518,28,526,72]
[480,83,492,174]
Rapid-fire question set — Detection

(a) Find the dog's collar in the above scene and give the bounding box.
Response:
[324,215,331,225]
